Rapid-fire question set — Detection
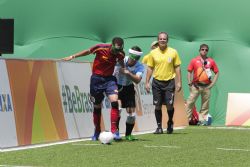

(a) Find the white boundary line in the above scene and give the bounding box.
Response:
[135,126,186,134]
[0,165,38,167]
[217,148,250,152]
[0,138,91,152]
[72,143,101,146]
[144,145,180,148]
[0,127,187,152]
[208,127,250,130]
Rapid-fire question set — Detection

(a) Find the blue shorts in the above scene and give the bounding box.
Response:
[90,74,118,105]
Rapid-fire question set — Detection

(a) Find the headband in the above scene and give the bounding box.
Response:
[128,49,143,56]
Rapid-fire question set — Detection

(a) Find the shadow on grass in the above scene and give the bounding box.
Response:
[113,138,153,143]
[167,132,188,135]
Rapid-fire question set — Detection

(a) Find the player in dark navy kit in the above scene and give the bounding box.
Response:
[63,37,125,140]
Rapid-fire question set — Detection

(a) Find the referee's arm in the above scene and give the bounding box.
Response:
[174,65,182,92]
[145,66,153,93]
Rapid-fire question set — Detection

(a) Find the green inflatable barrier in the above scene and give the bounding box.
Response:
[1,0,250,125]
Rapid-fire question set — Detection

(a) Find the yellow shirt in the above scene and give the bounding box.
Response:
[142,54,149,64]
[146,47,181,81]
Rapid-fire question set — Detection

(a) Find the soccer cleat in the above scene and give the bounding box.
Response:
[201,121,208,126]
[167,121,174,134]
[197,121,202,126]
[197,120,207,126]
[125,135,138,141]
[113,131,122,141]
[91,132,100,141]
[153,127,163,134]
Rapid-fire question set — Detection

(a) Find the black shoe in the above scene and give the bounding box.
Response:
[167,121,173,134]
[154,128,163,134]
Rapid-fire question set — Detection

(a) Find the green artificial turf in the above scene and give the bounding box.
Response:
[1,126,250,167]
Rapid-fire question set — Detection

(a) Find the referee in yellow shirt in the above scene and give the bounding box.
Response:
[145,32,182,134]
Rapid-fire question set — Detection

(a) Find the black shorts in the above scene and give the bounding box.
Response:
[118,84,136,108]
[152,78,175,106]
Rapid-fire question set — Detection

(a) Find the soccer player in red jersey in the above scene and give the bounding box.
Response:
[63,37,125,140]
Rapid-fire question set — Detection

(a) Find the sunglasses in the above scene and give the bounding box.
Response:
[201,49,208,52]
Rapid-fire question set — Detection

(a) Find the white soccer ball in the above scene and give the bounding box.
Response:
[99,131,114,144]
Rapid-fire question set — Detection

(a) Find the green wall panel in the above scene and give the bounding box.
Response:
[1,0,250,125]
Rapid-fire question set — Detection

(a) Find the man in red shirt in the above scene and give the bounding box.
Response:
[63,37,125,140]
[186,44,219,125]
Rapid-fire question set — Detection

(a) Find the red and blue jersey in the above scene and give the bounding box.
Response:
[90,44,125,76]
[187,56,219,84]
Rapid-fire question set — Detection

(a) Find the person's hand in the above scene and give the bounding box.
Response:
[145,82,151,93]
[189,84,192,92]
[62,55,75,61]
[206,84,213,90]
[119,68,130,75]
[176,82,182,92]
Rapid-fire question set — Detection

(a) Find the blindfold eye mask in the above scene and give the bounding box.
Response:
[129,54,140,61]
[128,48,143,61]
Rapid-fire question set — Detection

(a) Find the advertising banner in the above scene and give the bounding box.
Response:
[0,60,188,149]
[6,60,68,146]
[0,59,17,148]
[57,61,95,138]
[226,93,250,126]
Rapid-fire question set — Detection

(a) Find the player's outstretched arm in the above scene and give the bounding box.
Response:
[62,49,91,61]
